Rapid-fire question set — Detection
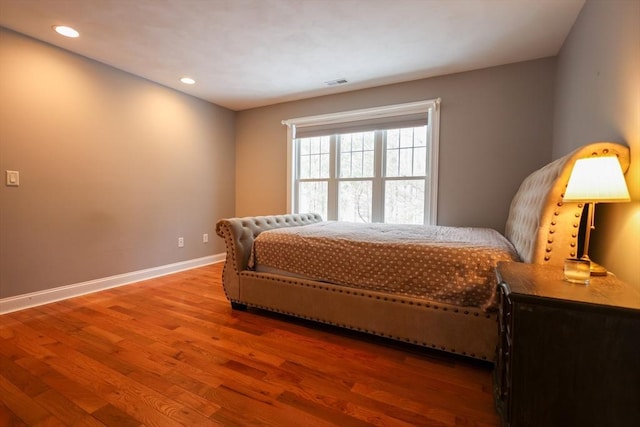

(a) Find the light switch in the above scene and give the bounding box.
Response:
[6,170,19,186]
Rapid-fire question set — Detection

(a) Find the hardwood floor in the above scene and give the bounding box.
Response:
[0,263,499,426]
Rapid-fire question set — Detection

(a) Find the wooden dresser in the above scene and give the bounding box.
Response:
[493,261,640,427]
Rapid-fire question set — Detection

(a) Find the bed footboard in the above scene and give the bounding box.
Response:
[215,213,323,302]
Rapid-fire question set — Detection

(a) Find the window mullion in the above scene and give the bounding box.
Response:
[293,139,300,213]
[411,127,416,176]
[372,130,384,223]
[327,135,338,220]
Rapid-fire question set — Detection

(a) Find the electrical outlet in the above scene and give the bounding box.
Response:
[203,233,209,243]
[178,237,184,248]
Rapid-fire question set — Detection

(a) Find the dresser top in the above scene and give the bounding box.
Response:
[496,261,640,311]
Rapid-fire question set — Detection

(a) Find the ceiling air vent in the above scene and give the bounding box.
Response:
[325,78,348,86]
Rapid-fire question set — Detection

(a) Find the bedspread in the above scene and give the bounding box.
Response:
[249,221,520,311]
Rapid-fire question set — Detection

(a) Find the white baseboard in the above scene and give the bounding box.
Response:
[0,253,225,314]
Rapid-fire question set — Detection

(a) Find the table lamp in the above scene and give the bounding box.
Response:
[562,155,630,275]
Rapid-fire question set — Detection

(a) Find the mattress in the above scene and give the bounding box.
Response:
[249,221,520,311]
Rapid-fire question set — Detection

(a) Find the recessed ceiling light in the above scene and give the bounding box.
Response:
[180,77,196,85]
[53,25,79,38]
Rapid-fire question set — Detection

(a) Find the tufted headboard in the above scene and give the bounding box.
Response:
[505,142,630,266]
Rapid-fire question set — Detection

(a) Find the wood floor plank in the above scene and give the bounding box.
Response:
[0,401,28,427]
[90,403,142,427]
[0,373,51,425]
[33,388,105,427]
[15,355,108,414]
[0,262,499,426]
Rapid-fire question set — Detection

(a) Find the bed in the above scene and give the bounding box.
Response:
[216,142,630,361]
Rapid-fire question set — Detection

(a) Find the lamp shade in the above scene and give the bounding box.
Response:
[563,155,630,203]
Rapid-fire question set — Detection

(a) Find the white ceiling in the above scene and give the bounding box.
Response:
[0,0,585,111]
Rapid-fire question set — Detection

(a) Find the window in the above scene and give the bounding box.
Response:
[283,99,440,225]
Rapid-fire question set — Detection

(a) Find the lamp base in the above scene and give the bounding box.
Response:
[582,256,608,276]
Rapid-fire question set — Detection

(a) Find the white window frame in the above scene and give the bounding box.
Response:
[282,98,441,225]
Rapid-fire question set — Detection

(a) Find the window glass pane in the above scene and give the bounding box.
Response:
[320,153,330,177]
[414,126,427,147]
[340,152,351,177]
[299,181,327,220]
[338,181,372,223]
[352,134,363,151]
[341,137,351,153]
[386,148,399,177]
[352,151,363,177]
[297,136,330,179]
[387,129,399,149]
[310,154,320,177]
[321,137,331,153]
[310,138,320,154]
[413,146,427,176]
[385,180,425,224]
[364,151,375,176]
[339,132,374,178]
[300,139,310,155]
[300,155,310,179]
[399,148,413,176]
[400,128,414,148]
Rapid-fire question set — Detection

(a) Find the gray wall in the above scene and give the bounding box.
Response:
[552,0,639,285]
[0,28,236,298]
[235,58,556,233]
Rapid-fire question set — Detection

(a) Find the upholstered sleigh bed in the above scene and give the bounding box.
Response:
[216,142,630,361]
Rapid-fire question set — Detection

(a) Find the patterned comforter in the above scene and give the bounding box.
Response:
[249,221,520,311]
